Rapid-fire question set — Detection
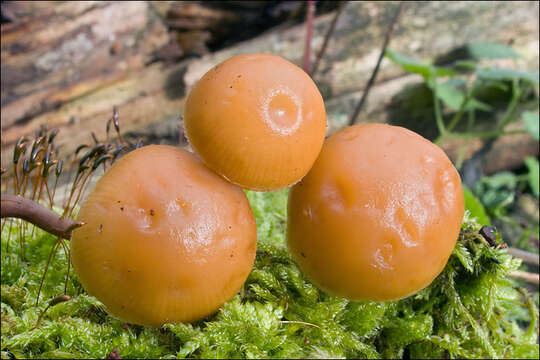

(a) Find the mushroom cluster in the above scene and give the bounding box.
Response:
[71,54,464,327]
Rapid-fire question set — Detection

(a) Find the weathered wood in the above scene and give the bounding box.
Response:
[1,1,168,129]
[166,2,239,31]
[1,1,538,180]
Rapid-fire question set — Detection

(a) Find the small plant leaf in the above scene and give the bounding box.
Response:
[467,42,521,60]
[385,50,455,78]
[481,172,518,190]
[524,157,539,197]
[444,78,467,87]
[431,83,492,111]
[474,172,517,210]
[477,67,539,84]
[463,187,491,225]
[433,83,464,109]
[453,242,474,273]
[522,111,539,141]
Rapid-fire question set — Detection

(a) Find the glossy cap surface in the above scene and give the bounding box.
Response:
[71,145,257,326]
[184,53,326,191]
[287,124,464,301]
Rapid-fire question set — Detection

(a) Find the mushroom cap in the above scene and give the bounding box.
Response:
[184,53,326,191]
[71,145,257,327]
[287,124,464,301]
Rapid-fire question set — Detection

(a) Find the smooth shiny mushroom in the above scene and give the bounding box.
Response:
[184,53,327,191]
[71,145,257,326]
[287,124,464,301]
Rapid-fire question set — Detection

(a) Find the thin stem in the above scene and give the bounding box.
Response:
[5,219,14,253]
[13,162,19,194]
[281,320,321,329]
[63,171,82,217]
[455,109,476,170]
[58,238,71,294]
[509,270,539,284]
[45,181,53,209]
[431,77,447,141]
[303,0,315,73]
[21,169,29,199]
[507,247,539,265]
[0,212,6,235]
[20,220,28,261]
[517,288,538,340]
[447,84,474,132]
[30,166,41,201]
[112,106,125,146]
[51,172,60,208]
[1,194,83,239]
[68,170,95,218]
[32,294,71,330]
[35,239,59,307]
[310,1,347,77]
[349,1,405,126]
[499,79,521,130]
[64,241,71,294]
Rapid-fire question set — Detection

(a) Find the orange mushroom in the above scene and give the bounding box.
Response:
[184,53,326,191]
[71,145,257,327]
[287,123,464,301]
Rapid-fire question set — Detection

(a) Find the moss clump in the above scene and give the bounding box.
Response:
[1,190,538,359]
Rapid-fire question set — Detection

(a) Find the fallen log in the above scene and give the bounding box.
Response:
[1,2,538,181]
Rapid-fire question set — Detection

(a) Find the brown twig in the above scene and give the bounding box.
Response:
[310,1,347,77]
[303,0,316,73]
[509,270,539,284]
[348,1,405,126]
[507,247,539,266]
[1,194,83,239]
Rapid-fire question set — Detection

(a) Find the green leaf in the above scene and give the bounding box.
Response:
[453,242,474,273]
[444,78,467,87]
[467,42,520,60]
[431,83,492,111]
[463,187,491,225]
[522,111,539,141]
[433,83,464,109]
[474,172,517,210]
[385,50,455,78]
[524,157,539,197]
[477,67,539,84]
[481,172,517,190]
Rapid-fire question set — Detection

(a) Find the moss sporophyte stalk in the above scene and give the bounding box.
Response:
[1,189,538,359]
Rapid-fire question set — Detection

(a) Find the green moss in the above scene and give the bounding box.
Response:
[1,190,538,359]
